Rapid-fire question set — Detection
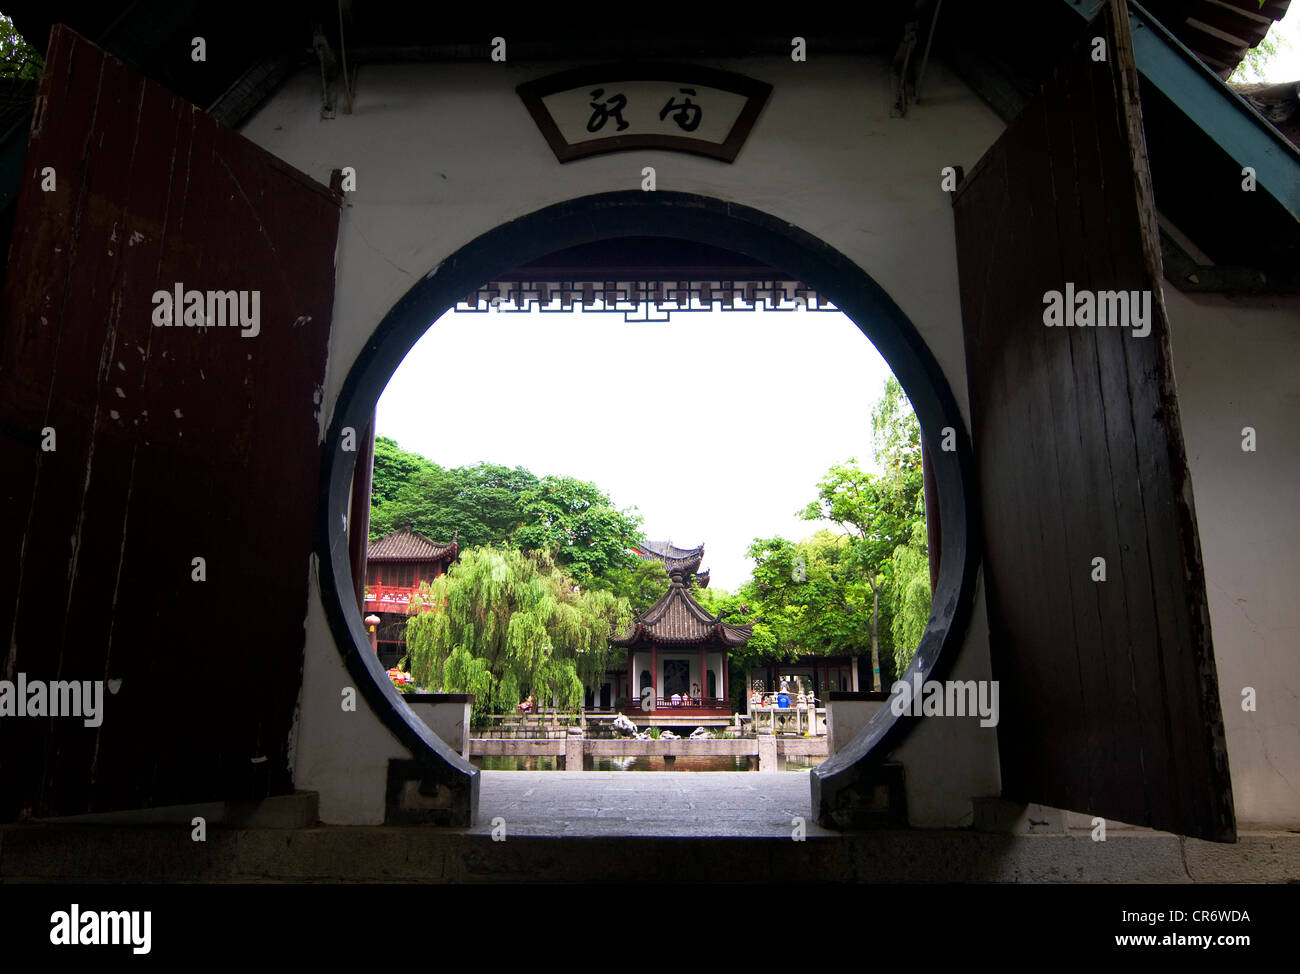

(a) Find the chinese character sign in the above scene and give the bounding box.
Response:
[549,81,743,144]
[518,67,770,162]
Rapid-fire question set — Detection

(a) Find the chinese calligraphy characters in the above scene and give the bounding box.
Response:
[586,88,629,132]
[659,88,701,131]
[586,86,704,133]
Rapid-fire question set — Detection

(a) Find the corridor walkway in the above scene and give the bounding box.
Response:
[469,770,837,838]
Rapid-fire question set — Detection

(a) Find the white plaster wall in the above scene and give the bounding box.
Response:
[294,564,404,824]
[889,573,1000,827]
[239,54,1009,824]
[405,698,471,757]
[1164,286,1300,828]
[827,698,889,756]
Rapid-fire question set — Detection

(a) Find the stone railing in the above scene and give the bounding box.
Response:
[824,691,891,756]
[401,693,474,757]
[747,705,826,736]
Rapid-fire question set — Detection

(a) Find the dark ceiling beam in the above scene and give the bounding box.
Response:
[344,34,895,64]
[941,47,1030,122]
[208,51,312,126]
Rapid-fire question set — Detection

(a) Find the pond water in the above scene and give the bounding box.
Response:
[470,754,824,772]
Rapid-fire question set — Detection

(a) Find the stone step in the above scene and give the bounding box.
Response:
[2,824,1297,883]
[30,791,320,830]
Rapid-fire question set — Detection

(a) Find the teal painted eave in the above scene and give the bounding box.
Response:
[1063,0,1107,18]
[1064,0,1300,221]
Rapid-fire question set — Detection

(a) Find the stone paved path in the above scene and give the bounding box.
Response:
[469,770,837,837]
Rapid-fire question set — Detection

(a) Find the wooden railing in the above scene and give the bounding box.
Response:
[362,585,438,613]
[651,696,729,711]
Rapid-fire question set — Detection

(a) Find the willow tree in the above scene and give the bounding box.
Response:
[403,547,632,714]
[888,518,931,677]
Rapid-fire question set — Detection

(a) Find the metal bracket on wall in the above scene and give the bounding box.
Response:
[313,24,339,119]
[1160,226,1300,293]
[890,19,919,118]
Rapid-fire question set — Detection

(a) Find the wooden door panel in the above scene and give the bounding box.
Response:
[952,2,1233,841]
[0,26,340,818]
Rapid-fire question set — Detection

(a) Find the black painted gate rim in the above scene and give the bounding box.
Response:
[315,190,982,824]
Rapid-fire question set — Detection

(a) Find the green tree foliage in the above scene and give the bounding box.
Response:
[724,533,877,675]
[403,547,632,714]
[799,377,931,688]
[453,464,547,542]
[371,436,437,505]
[586,556,673,614]
[370,439,539,547]
[691,582,753,711]
[513,475,644,586]
[888,519,932,677]
[0,15,42,80]
[369,440,643,584]
[692,581,740,620]
[1229,19,1290,84]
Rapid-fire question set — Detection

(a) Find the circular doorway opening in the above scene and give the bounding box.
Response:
[316,190,980,824]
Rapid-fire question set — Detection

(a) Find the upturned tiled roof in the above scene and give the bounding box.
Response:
[611,575,751,648]
[633,540,708,582]
[638,540,703,560]
[367,528,458,562]
[1144,0,1292,81]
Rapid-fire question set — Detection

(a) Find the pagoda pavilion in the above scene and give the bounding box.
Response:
[362,527,458,668]
[626,541,860,708]
[610,546,751,718]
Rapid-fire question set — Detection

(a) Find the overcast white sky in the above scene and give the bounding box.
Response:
[376,307,894,590]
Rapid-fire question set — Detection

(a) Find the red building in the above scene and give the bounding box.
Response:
[363,528,458,668]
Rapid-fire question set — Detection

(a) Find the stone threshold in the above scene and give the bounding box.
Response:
[2,825,1297,883]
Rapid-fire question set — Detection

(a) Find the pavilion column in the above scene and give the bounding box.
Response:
[627,653,634,710]
[722,649,730,708]
[651,645,658,711]
[699,645,705,704]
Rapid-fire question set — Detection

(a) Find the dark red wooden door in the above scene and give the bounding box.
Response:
[953,3,1234,841]
[0,26,340,818]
